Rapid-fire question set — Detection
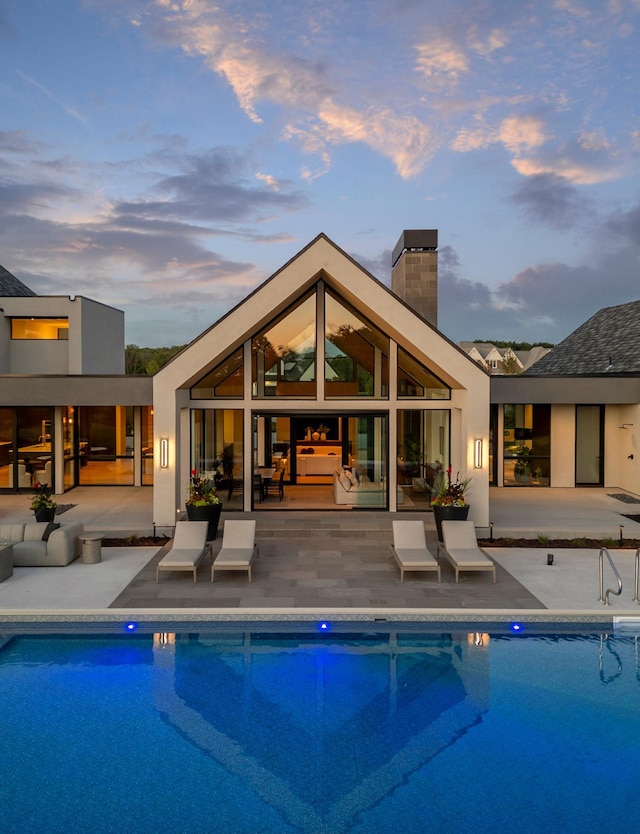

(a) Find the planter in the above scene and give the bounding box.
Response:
[515,466,531,484]
[432,504,470,541]
[186,502,222,540]
[34,507,56,523]
[312,431,320,441]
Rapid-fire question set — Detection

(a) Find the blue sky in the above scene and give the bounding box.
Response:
[1,0,639,347]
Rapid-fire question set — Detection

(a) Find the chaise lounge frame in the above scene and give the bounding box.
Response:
[211,520,259,582]
[390,520,441,583]
[437,520,496,583]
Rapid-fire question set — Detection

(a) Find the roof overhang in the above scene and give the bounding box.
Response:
[492,375,640,405]
[0,375,152,406]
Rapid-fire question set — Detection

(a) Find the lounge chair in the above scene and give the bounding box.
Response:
[390,520,441,583]
[211,520,258,582]
[438,520,496,583]
[156,521,209,583]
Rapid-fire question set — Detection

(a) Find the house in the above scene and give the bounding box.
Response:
[459,342,551,375]
[153,232,490,528]
[0,266,152,493]
[491,299,640,491]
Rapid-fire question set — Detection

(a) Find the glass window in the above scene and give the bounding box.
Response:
[78,406,134,485]
[397,348,449,399]
[142,406,154,486]
[252,293,316,398]
[62,406,76,491]
[345,415,388,508]
[0,408,14,489]
[11,318,68,339]
[191,409,244,508]
[325,289,388,398]
[15,407,54,489]
[397,409,450,510]
[191,348,243,399]
[503,404,550,486]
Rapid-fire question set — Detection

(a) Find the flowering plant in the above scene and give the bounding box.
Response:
[30,481,58,513]
[431,466,470,507]
[186,470,221,506]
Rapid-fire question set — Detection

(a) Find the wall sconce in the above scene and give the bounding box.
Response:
[160,437,169,468]
[474,438,483,469]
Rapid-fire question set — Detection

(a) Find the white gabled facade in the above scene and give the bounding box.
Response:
[153,234,490,529]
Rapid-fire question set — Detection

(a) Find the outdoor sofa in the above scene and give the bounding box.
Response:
[0,521,84,567]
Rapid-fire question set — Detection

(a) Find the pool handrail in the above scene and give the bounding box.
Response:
[599,546,623,606]
[633,548,640,604]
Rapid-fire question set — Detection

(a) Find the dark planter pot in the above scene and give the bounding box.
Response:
[34,507,56,523]
[432,504,470,541]
[186,502,222,540]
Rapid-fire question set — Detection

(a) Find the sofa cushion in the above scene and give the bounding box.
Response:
[339,473,352,491]
[0,523,25,543]
[24,522,51,542]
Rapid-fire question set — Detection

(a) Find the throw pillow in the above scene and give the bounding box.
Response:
[339,473,352,491]
[42,522,60,541]
[345,469,358,487]
[25,522,51,542]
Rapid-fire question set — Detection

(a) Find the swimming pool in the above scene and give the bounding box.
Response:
[1,623,639,834]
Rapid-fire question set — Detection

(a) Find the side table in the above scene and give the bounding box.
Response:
[0,543,14,582]
[81,534,103,564]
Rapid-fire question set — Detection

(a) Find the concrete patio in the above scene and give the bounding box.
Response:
[1,486,640,619]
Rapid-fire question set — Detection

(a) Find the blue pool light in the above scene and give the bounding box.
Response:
[125,622,138,632]
[511,622,523,632]
[318,621,331,632]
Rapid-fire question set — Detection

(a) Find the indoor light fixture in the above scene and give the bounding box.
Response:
[160,437,169,468]
[474,438,483,468]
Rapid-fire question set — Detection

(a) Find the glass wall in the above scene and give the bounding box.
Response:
[62,406,76,491]
[142,406,154,486]
[191,409,244,507]
[77,406,134,485]
[345,414,387,508]
[397,348,449,399]
[325,290,389,398]
[503,404,550,486]
[252,292,316,397]
[0,408,14,489]
[191,348,243,399]
[397,409,450,510]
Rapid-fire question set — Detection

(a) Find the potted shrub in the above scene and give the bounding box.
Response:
[431,466,471,541]
[30,481,58,522]
[185,470,222,540]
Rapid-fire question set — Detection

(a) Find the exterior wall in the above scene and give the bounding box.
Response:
[0,295,124,375]
[605,405,640,493]
[550,404,575,487]
[76,297,125,374]
[153,235,490,531]
[391,250,438,328]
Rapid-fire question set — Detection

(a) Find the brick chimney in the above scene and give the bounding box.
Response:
[391,229,438,328]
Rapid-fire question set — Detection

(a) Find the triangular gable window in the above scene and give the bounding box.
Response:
[191,347,243,399]
[252,291,316,398]
[397,347,449,399]
[325,288,388,398]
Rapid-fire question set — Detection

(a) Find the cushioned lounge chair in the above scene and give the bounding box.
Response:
[390,520,441,583]
[156,521,209,583]
[438,520,496,583]
[211,520,258,582]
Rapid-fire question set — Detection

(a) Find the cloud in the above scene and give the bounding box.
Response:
[509,174,591,229]
[414,38,469,82]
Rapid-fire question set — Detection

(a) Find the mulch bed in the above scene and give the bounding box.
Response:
[102,536,171,547]
[478,538,639,548]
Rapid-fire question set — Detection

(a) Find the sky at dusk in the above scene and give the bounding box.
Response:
[1,0,639,348]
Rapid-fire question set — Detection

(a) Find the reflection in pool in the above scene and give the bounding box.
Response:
[1,628,639,833]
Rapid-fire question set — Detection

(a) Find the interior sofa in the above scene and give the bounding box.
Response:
[332,470,404,507]
[0,521,84,567]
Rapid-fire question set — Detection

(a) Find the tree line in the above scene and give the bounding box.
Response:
[125,344,186,375]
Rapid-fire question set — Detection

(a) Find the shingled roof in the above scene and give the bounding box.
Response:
[0,264,36,296]
[526,299,640,375]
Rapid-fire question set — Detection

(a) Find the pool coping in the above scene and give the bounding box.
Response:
[2,607,640,634]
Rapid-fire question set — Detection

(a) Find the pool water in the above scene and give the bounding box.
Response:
[1,627,639,834]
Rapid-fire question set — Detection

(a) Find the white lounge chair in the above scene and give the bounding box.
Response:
[390,520,441,583]
[438,520,496,583]
[156,521,209,583]
[211,520,258,582]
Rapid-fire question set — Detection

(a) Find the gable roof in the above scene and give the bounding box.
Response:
[157,233,487,390]
[0,264,36,296]
[526,300,640,375]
